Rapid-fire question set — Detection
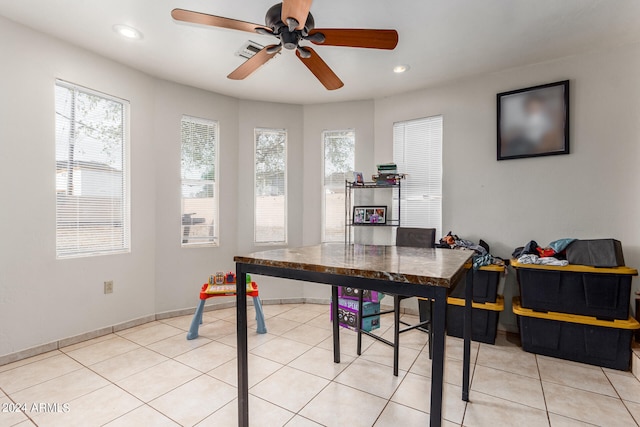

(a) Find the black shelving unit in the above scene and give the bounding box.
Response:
[345,180,401,244]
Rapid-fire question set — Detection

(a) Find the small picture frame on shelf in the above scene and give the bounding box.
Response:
[353,206,387,225]
[353,172,364,185]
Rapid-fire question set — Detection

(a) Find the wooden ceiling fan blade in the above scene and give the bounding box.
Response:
[227,45,280,80]
[309,28,398,49]
[281,0,313,30]
[171,8,271,34]
[296,47,343,90]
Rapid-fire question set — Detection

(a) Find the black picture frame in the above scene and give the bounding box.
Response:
[353,206,387,225]
[497,80,570,161]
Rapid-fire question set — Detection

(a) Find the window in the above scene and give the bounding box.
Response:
[393,116,443,237]
[322,130,355,242]
[181,116,219,246]
[55,80,130,258]
[254,128,287,244]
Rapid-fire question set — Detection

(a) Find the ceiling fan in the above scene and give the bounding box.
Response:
[171,0,399,90]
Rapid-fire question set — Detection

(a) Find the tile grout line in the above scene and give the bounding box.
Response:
[371,356,423,427]
[460,340,481,427]
[58,317,240,425]
[469,350,609,420]
[539,357,635,426]
[621,399,640,427]
[1,384,38,426]
[534,354,552,427]
[62,341,157,426]
[602,365,640,426]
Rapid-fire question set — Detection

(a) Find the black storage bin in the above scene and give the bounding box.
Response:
[513,297,639,371]
[512,260,637,320]
[446,296,504,344]
[566,239,625,267]
[449,265,504,303]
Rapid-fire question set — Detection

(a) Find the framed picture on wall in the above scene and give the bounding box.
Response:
[353,206,387,225]
[497,80,570,160]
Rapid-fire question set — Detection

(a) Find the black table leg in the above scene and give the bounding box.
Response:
[393,294,400,377]
[236,266,249,427]
[331,285,341,363]
[463,268,472,401]
[430,286,447,427]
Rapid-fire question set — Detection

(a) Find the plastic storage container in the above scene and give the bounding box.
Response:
[331,298,381,332]
[512,260,637,320]
[449,264,504,303]
[446,295,504,344]
[566,239,625,267]
[338,286,382,303]
[513,297,640,370]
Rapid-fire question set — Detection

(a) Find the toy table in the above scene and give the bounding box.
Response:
[187,281,267,340]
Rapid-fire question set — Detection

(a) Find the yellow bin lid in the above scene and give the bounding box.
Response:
[447,295,504,311]
[510,260,637,275]
[512,297,640,329]
[463,262,506,272]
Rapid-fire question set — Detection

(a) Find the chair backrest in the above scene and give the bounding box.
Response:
[396,227,436,249]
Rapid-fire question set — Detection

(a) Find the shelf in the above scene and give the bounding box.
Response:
[348,181,399,189]
[345,179,401,244]
[348,222,399,227]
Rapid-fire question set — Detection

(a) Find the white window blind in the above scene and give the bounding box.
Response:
[254,128,287,244]
[393,116,443,238]
[55,80,130,258]
[181,116,218,246]
[322,130,355,242]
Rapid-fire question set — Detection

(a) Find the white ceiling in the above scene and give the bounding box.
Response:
[1,0,639,105]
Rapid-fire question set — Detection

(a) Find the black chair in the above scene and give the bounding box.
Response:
[356,227,435,376]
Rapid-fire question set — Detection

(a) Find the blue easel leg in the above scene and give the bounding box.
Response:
[252,297,267,334]
[187,299,206,340]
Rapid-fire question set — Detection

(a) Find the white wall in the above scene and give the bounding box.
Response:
[374,42,640,330]
[236,100,306,300]
[153,80,240,313]
[0,16,157,355]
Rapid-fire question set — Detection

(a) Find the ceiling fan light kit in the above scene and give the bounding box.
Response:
[171,0,398,90]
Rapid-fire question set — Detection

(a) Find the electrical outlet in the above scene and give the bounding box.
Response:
[104,280,114,294]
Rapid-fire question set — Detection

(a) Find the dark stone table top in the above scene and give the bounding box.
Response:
[234,243,473,287]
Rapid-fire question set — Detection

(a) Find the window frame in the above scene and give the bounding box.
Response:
[180,115,220,248]
[253,127,288,245]
[54,79,131,259]
[321,129,355,243]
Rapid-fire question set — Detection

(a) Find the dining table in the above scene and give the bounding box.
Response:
[234,243,474,426]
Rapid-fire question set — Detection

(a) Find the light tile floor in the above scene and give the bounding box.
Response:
[1,303,639,426]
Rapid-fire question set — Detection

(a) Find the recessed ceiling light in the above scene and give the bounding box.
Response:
[113,24,143,40]
[393,64,410,73]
